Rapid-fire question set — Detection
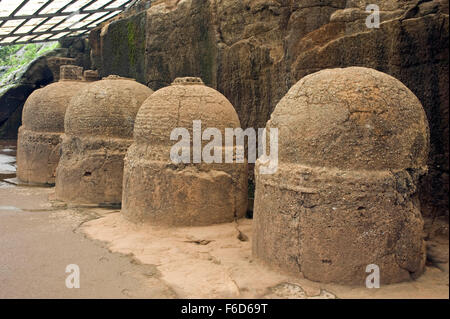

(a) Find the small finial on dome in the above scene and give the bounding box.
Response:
[171,77,204,85]
[102,74,135,81]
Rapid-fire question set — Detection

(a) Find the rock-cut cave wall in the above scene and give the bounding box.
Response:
[89,0,449,218]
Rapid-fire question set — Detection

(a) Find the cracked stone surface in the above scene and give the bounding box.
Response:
[81,207,449,299]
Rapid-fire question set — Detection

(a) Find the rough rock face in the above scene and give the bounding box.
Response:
[253,67,430,285]
[58,37,92,70]
[17,66,87,185]
[90,0,449,218]
[122,77,248,226]
[1,55,57,139]
[55,75,153,205]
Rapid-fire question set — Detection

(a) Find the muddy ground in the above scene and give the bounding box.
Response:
[0,140,448,299]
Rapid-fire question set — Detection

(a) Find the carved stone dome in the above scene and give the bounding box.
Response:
[21,81,87,133]
[133,76,240,144]
[271,67,429,170]
[65,75,152,138]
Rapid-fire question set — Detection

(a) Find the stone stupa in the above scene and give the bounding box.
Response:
[121,77,248,226]
[55,75,153,205]
[17,65,87,185]
[252,67,430,285]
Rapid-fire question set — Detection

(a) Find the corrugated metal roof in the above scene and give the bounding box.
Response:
[0,0,135,45]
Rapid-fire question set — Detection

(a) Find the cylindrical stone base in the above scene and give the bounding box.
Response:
[252,163,426,285]
[121,144,248,226]
[16,127,62,185]
[55,135,131,205]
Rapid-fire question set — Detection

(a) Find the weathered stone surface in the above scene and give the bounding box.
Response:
[122,76,247,226]
[83,70,100,82]
[46,57,77,81]
[58,37,92,70]
[55,76,153,205]
[17,65,87,185]
[90,11,147,83]
[59,64,83,81]
[89,0,449,218]
[253,67,429,285]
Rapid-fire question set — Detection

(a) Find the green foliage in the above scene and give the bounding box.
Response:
[0,42,60,84]
[0,44,23,64]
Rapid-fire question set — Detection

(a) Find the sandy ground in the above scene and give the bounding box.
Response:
[0,186,176,298]
[1,184,447,299]
[0,140,448,299]
[81,210,449,299]
[1,141,175,298]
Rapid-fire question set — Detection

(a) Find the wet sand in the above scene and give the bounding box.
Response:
[0,141,448,298]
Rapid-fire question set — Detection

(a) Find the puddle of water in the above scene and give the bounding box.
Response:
[0,140,17,187]
[0,205,22,212]
[0,154,16,174]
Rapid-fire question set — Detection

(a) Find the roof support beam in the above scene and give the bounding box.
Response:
[0,0,135,45]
